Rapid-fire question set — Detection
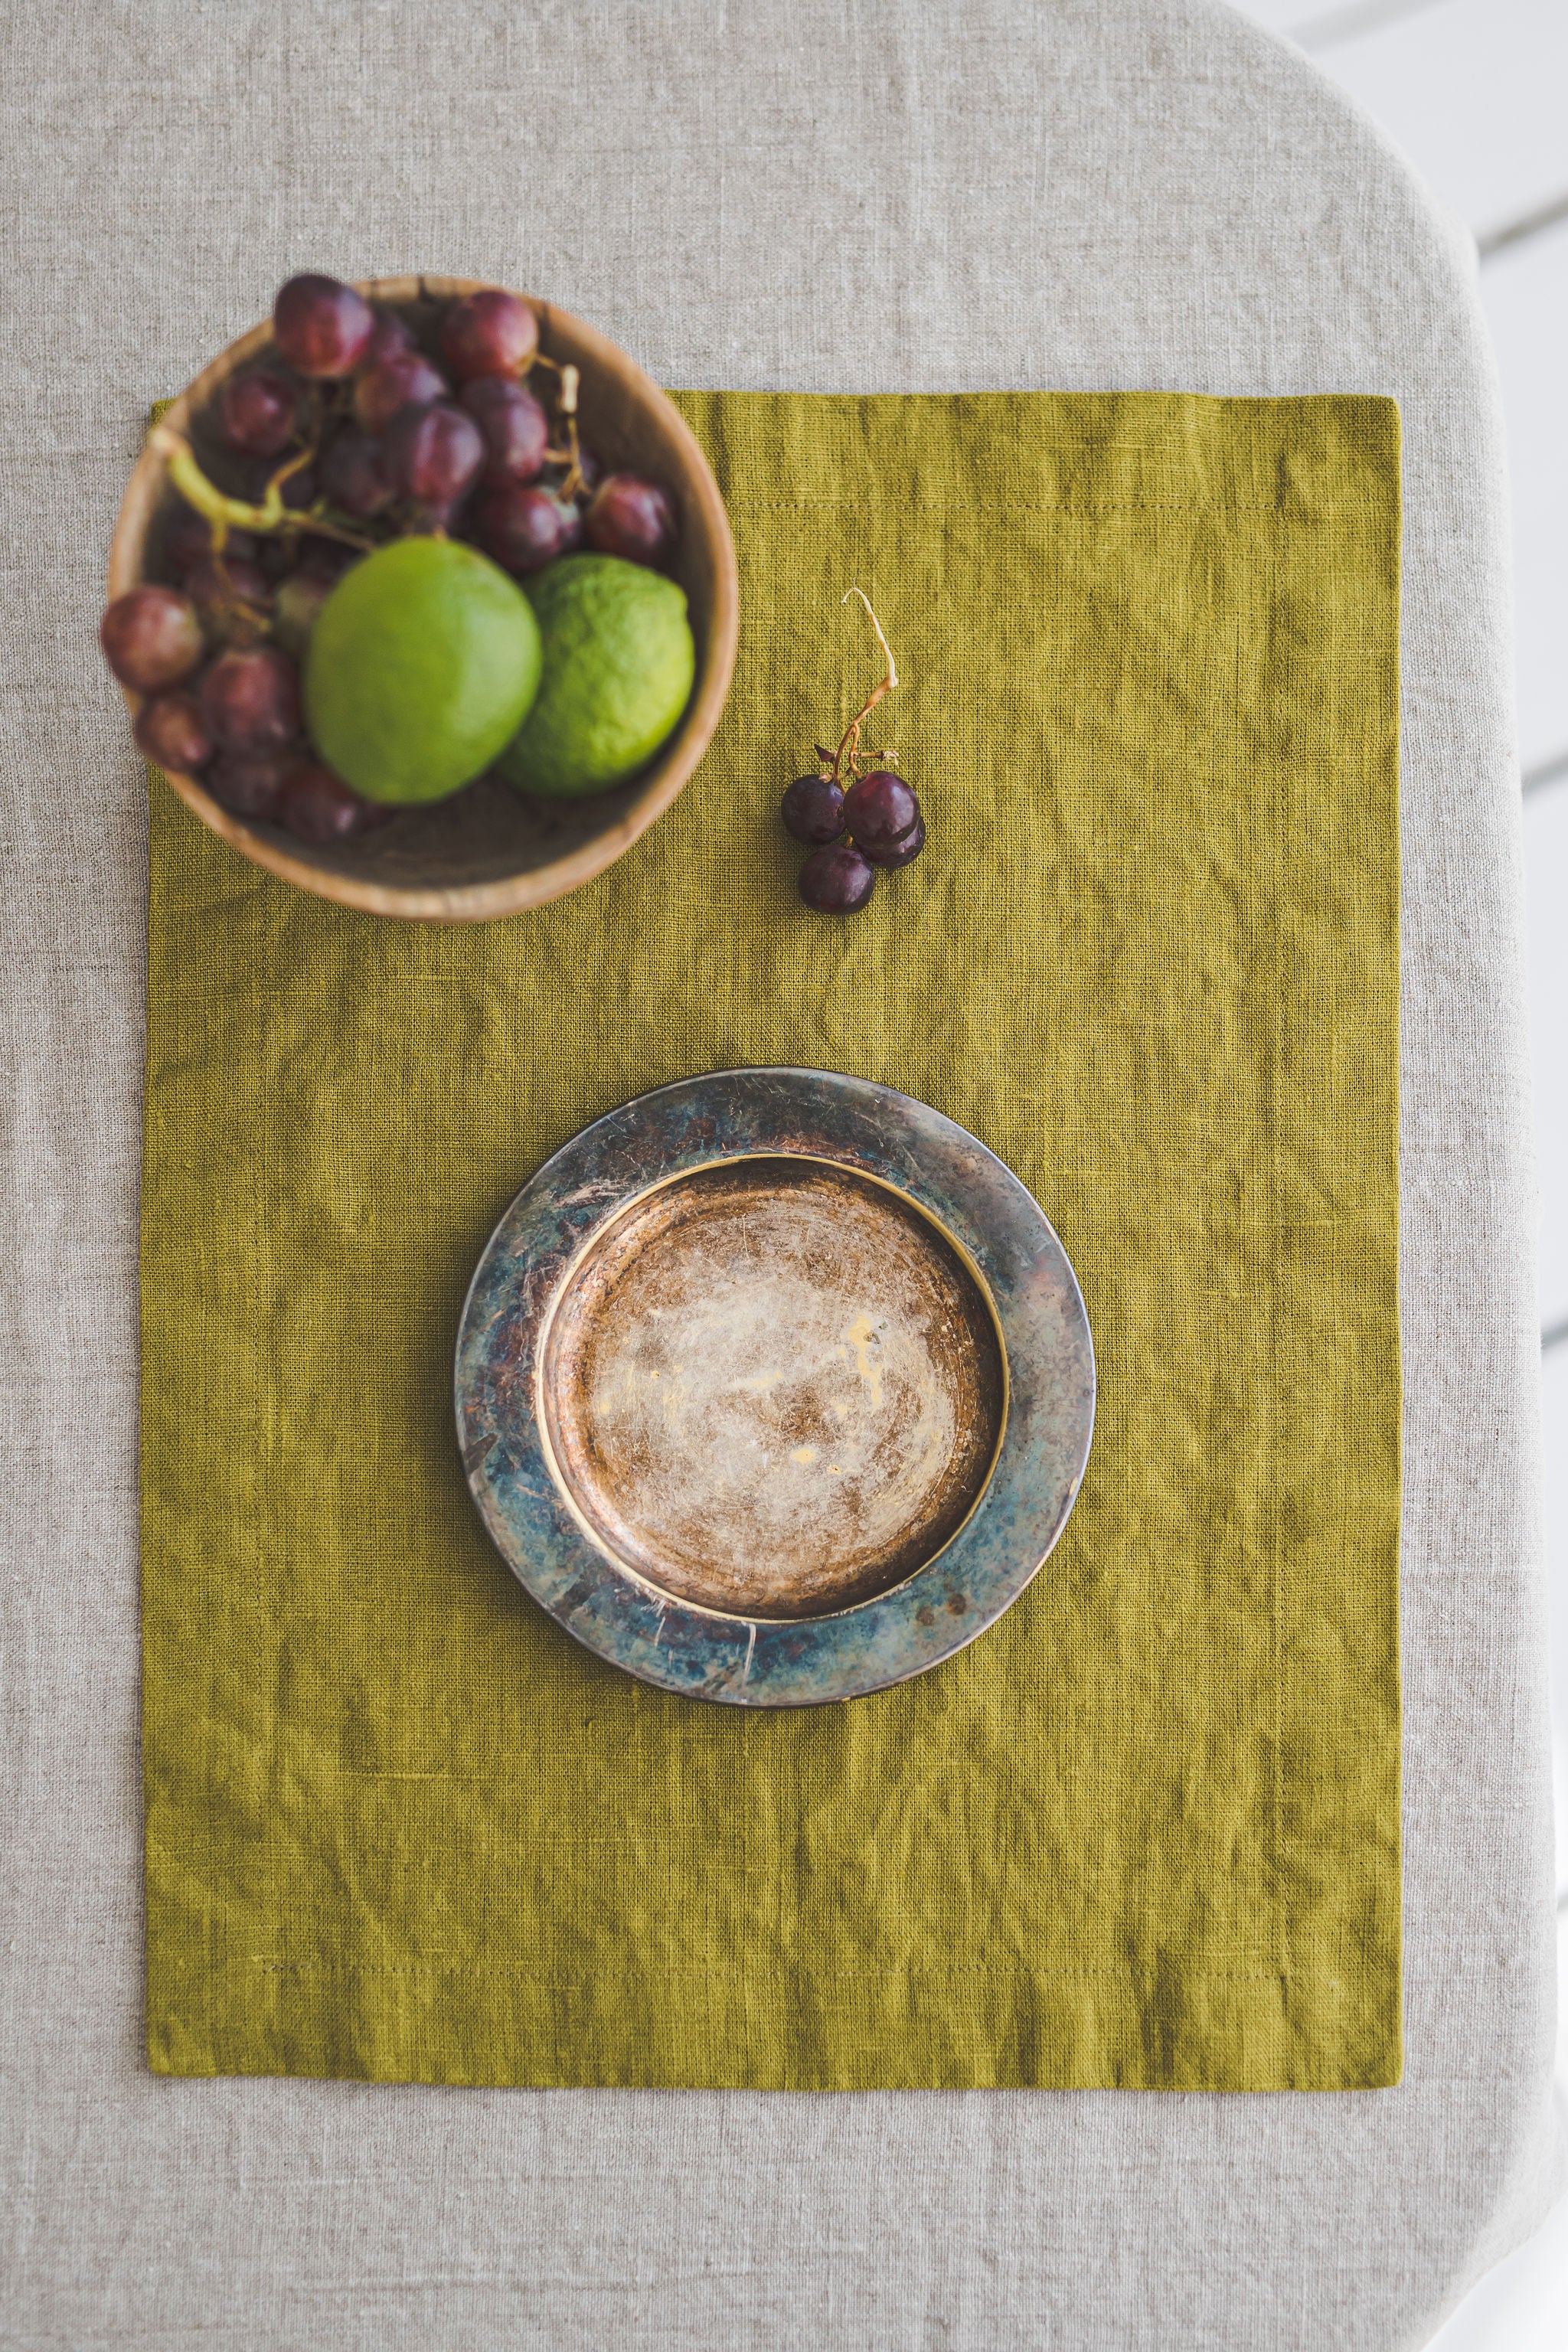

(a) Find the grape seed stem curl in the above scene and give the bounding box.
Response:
[827,589,898,786]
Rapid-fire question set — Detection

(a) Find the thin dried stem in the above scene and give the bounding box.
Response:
[531,354,584,493]
[828,589,899,784]
[149,424,373,553]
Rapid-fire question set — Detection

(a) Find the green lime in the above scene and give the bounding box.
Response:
[303,537,541,804]
[497,554,695,799]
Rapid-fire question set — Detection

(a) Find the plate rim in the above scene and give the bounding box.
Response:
[453,1067,1096,1706]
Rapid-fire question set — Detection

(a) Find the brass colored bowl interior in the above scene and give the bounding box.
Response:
[539,1157,1008,1620]
[106,274,739,923]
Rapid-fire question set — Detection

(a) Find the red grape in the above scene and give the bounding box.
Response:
[586,473,678,566]
[384,401,485,508]
[353,348,447,434]
[199,644,300,750]
[799,843,876,913]
[780,774,845,844]
[573,444,604,496]
[273,274,374,377]
[206,746,293,821]
[358,311,413,370]
[439,289,538,382]
[459,377,549,485]
[860,814,925,868]
[296,537,359,583]
[278,462,318,512]
[185,553,272,640]
[132,691,214,773]
[219,367,299,457]
[279,762,377,844]
[320,429,392,517]
[162,509,257,579]
[100,586,204,691]
[475,482,583,573]
[842,769,918,852]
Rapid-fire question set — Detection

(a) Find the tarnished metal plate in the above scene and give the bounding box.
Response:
[455,1069,1094,1707]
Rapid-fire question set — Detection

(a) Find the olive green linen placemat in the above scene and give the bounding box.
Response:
[141,389,1401,2090]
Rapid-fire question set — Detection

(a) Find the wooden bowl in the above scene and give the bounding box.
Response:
[106,275,738,922]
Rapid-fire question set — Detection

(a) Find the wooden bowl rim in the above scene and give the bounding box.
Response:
[106,273,739,923]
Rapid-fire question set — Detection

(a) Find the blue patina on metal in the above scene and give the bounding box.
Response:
[454,1068,1095,1705]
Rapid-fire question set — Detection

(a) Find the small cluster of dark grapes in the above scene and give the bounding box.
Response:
[780,766,925,912]
[100,557,380,841]
[99,273,678,842]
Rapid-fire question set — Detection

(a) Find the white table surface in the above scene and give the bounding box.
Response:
[0,3,1557,2346]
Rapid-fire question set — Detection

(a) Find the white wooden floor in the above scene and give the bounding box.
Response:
[1227,2,1568,2342]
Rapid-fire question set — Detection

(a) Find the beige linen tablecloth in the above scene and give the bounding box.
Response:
[0,1,1557,2345]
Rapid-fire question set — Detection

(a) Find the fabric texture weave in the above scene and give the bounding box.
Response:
[142,388,1404,2094]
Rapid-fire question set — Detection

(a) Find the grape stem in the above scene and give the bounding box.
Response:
[148,423,372,552]
[530,354,584,497]
[207,547,272,642]
[825,590,898,785]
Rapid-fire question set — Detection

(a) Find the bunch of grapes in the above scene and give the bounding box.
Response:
[99,273,680,844]
[782,766,926,911]
[777,591,925,913]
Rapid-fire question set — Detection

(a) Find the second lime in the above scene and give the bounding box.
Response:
[498,554,695,799]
